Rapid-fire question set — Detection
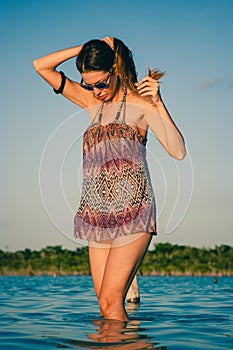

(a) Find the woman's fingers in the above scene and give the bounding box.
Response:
[101,36,114,50]
[135,76,160,97]
[137,89,159,97]
[137,76,158,85]
[136,80,159,91]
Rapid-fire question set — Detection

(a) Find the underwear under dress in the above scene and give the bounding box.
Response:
[74,90,156,242]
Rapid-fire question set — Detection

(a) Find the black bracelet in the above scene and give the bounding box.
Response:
[53,71,66,94]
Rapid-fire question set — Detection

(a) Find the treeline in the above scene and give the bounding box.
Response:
[139,243,233,276]
[0,243,232,276]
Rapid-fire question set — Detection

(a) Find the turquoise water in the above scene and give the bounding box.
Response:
[0,276,232,349]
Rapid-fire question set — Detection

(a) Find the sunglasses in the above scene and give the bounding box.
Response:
[80,71,112,91]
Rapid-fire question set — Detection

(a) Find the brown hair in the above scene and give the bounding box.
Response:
[148,67,165,80]
[113,38,137,92]
[76,38,165,94]
[113,38,165,93]
[76,40,114,73]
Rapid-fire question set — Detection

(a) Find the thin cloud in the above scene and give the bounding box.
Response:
[195,78,233,91]
[195,78,225,91]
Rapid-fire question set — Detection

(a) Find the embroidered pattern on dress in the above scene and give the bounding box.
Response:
[74,122,156,241]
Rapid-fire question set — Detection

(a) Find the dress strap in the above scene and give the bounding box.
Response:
[122,93,127,123]
[91,102,105,125]
[114,88,127,122]
[98,102,105,123]
[92,88,127,125]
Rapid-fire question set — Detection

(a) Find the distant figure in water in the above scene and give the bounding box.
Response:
[213,276,218,283]
[33,36,186,321]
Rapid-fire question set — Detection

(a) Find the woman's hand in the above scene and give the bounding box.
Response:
[135,76,161,102]
[101,36,114,50]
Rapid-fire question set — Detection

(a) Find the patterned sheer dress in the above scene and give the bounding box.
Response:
[74,89,156,242]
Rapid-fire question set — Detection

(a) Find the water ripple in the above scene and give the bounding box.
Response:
[0,276,232,349]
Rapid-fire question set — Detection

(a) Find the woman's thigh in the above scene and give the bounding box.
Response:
[88,243,111,298]
[99,232,152,299]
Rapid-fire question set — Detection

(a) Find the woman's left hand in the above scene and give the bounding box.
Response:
[135,76,161,101]
[101,36,114,50]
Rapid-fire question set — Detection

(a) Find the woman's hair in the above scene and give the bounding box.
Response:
[113,38,137,92]
[76,38,164,93]
[76,39,114,73]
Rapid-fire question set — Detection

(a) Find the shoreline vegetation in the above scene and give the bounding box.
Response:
[0,243,232,277]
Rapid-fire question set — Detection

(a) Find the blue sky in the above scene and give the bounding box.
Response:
[1,0,233,251]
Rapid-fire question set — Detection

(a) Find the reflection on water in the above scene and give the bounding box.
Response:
[0,276,232,349]
[68,318,165,349]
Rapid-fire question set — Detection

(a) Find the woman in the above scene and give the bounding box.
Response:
[33,37,186,322]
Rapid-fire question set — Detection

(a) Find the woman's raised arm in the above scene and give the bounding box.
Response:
[33,45,82,90]
[33,45,92,108]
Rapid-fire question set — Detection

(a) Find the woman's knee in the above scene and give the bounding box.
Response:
[98,296,109,313]
[98,292,122,314]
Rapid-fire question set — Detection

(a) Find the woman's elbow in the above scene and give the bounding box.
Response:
[173,146,186,160]
[163,142,186,160]
[175,151,186,160]
[33,58,45,73]
[33,59,40,72]
[167,142,186,160]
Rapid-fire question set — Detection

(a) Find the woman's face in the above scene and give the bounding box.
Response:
[81,70,118,102]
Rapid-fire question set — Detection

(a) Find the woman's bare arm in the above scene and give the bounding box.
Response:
[136,76,186,160]
[145,97,186,160]
[33,45,93,108]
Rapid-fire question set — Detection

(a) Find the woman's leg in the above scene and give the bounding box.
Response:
[88,242,111,318]
[89,232,152,321]
[88,242,111,299]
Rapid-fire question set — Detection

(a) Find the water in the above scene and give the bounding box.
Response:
[0,276,232,349]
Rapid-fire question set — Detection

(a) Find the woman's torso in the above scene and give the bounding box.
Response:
[87,101,149,140]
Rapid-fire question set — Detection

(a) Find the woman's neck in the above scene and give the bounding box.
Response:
[109,86,126,103]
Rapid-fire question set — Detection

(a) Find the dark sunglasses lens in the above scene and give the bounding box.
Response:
[82,85,94,91]
[95,83,108,89]
[81,73,110,91]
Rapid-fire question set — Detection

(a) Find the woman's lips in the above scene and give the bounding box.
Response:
[96,95,106,100]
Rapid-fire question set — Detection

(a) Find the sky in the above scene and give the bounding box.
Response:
[1,0,233,251]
